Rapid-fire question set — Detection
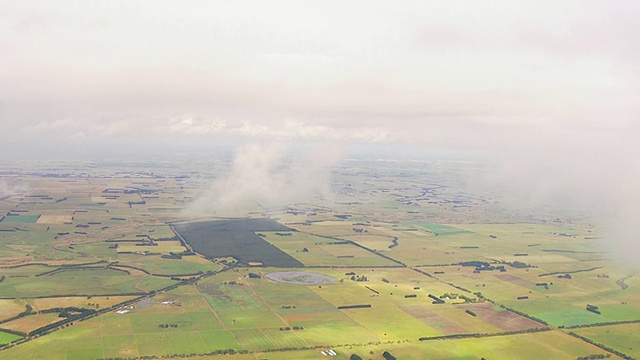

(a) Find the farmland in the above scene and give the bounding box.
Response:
[172,219,304,268]
[0,157,637,359]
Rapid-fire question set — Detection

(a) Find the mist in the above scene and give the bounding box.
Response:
[480,121,640,270]
[0,180,28,202]
[183,144,341,216]
[2,2,639,269]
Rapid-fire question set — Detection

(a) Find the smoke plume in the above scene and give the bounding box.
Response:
[0,180,28,202]
[184,144,341,216]
[484,121,640,270]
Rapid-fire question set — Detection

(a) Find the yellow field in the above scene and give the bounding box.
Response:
[117,241,186,254]
[1,313,62,333]
[27,296,139,312]
[0,300,25,320]
[36,215,73,224]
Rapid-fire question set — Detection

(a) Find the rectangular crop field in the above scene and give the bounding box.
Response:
[0,330,23,345]
[173,219,304,267]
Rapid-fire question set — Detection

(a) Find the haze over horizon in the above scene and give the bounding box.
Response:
[1,1,638,152]
[1,2,639,264]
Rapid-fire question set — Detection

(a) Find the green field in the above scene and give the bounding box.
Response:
[261,231,400,267]
[410,222,473,236]
[573,323,640,359]
[0,268,176,298]
[0,159,637,359]
[0,331,22,346]
[0,215,41,224]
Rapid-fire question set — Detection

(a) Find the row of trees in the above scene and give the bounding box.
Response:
[91,338,415,360]
[576,354,611,360]
[568,332,633,360]
[278,326,304,331]
[419,326,551,342]
[338,304,372,309]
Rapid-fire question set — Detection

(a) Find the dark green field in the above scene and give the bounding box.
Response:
[172,219,304,267]
[0,158,636,360]
[0,214,40,223]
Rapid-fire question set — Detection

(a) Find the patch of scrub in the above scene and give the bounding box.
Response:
[266,271,336,285]
[137,298,154,309]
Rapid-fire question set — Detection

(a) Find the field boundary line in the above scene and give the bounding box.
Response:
[244,282,311,348]
[565,331,633,360]
[200,295,228,330]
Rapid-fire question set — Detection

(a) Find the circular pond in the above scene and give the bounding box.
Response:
[265,271,336,285]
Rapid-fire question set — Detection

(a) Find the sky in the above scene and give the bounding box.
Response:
[1,1,638,151]
[1,1,639,265]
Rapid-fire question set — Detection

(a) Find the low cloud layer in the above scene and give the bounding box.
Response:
[184,144,340,215]
[1,2,639,149]
[1,2,638,268]
[484,121,640,269]
[0,180,28,201]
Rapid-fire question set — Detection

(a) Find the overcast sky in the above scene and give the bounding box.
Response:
[1,1,640,264]
[1,1,638,151]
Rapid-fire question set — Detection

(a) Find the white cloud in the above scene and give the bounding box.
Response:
[185,143,341,214]
[0,180,29,200]
[1,1,639,267]
[167,117,227,135]
[0,1,637,153]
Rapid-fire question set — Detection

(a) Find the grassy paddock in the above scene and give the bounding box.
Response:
[0,330,23,346]
[572,323,640,359]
